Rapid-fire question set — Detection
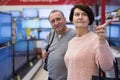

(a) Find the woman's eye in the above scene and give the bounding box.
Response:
[82,13,87,16]
[74,13,80,16]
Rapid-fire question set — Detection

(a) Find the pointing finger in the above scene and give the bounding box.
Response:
[95,20,111,30]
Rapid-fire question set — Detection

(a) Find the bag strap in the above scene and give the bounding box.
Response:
[46,30,55,52]
[114,58,119,79]
[99,58,119,79]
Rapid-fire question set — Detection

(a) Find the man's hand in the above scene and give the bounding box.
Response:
[42,51,48,60]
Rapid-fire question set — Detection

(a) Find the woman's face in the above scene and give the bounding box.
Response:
[72,8,90,28]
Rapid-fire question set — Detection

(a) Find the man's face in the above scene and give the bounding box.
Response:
[49,12,66,33]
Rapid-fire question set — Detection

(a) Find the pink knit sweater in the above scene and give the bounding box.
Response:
[64,32,114,80]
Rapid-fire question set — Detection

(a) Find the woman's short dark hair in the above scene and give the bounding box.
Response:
[69,4,94,25]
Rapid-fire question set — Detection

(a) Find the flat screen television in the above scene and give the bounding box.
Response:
[14,41,27,73]
[10,10,20,18]
[39,19,51,28]
[16,17,26,41]
[107,24,120,39]
[38,8,52,18]
[0,12,12,44]
[61,9,71,22]
[0,45,13,80]
[28,40,36,61]
[106,23,120,48]
[30,29,39,40]
[22,19,40,28]
[39,30,50,40]
[66,23,75,29]
[23,8,38,18]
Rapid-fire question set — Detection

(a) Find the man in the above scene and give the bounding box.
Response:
[42,10,76,80]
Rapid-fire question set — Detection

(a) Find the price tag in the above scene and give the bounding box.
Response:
[29,61,33,67]
[17,75,20,80]
[26,27,31,36]
[118,9,120,15]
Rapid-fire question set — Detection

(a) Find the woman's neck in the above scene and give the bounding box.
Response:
[76,27,90,37]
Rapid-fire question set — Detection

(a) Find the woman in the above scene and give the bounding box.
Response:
[64,4,114,80]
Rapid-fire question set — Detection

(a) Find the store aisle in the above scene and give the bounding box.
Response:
[32,65,48,80]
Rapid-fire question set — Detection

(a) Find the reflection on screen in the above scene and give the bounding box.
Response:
[0,12,12,44]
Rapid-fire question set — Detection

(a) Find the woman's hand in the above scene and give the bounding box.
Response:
[95,21,111,44]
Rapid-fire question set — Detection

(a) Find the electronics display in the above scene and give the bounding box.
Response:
[28,41,36,61]
[107,23,120,48]
[39,30,50,40]
[107,24,120,39]
[38,8,52,18]
[14,41,27,73]
[26,28,39,40]
[30,29,38,39]
[23,8,38,18]
[0,46,12,80]
[22,19,40,28]
[61,9,71,22]
[66,23,75,29]
[10,10,20,18]
[0,12,12,44]
[39,19,51,28]
[16,18,26,41]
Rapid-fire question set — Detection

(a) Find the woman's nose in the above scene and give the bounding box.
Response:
[79,14,83,19]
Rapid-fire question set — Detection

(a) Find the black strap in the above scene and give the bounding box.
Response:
[46,30,55,52]
[99,58,119,79]
[114,58,119,79]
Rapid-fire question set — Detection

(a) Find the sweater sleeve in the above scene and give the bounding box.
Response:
[95,40,114,72]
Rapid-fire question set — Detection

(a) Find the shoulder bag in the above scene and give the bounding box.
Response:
[92,58,120,80]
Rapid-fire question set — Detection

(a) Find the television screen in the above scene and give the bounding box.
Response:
[0,11,9,13]
[26,28,39,40]
[28,41,36,61]
[16,18,26,41]
[61,9,71,22]
[40,19,51,28]
[38,8,52,18]
[14,41,27,73]
[30,29,38,39]
[39,30,50,40]
[0,12,12,44]
[66,23,75,29]
[0,45,13,80]
[107,24,120,48]
[22,19,40,28]
[10,10,20,18]
[23,8,38,18]
[107,24,120,39]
